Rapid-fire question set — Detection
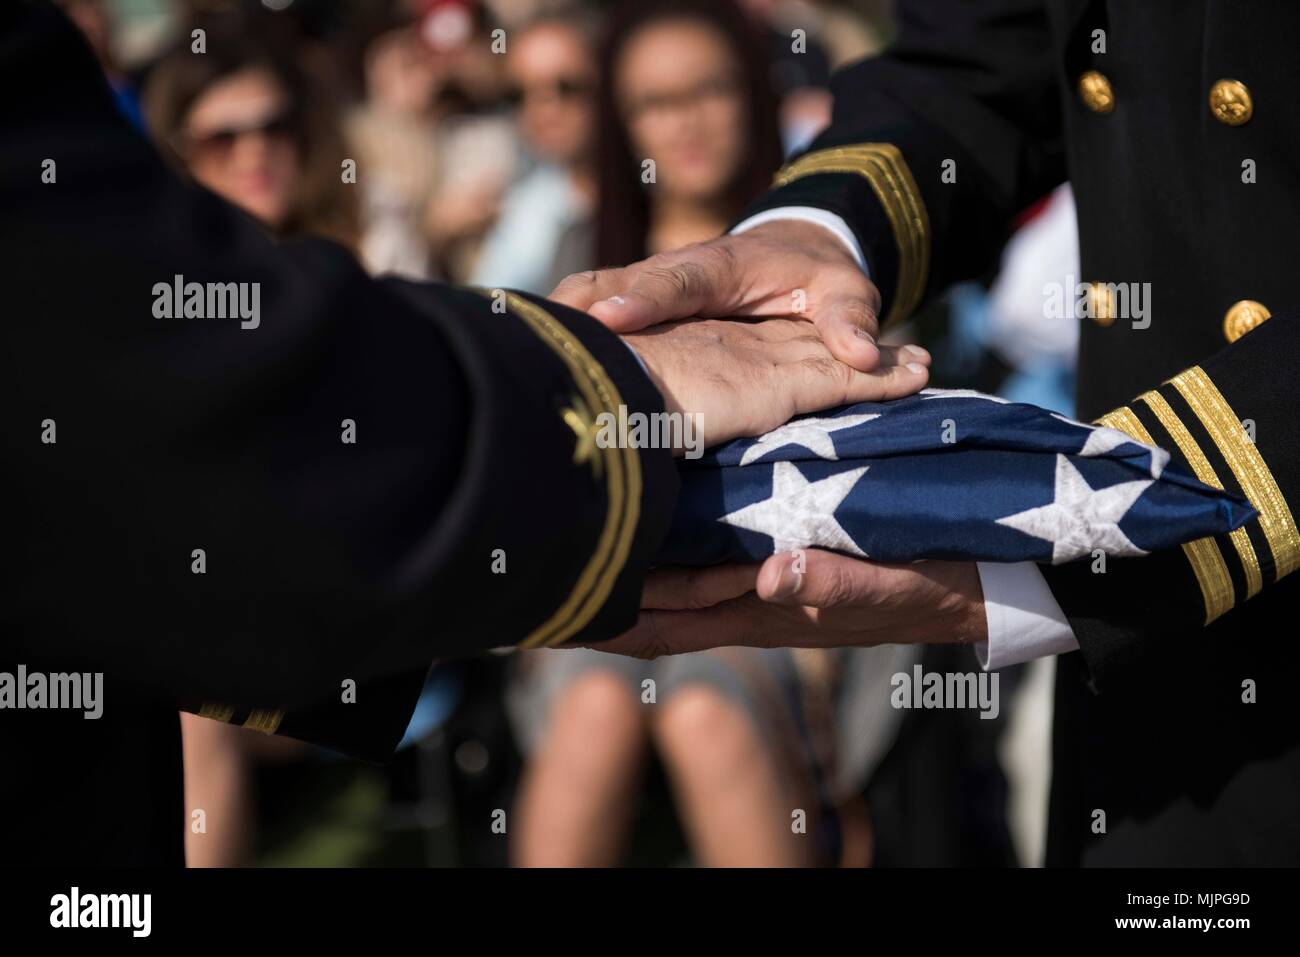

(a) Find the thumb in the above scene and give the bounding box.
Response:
[587,293,657,332]
[756,549,872,608]
[817,295,884,372]
[549,266,629,313]
[589,256,732,332]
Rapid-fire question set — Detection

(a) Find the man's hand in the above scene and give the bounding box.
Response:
[555,220,925,373]
[629,317,928,451]
[579,550,986,659]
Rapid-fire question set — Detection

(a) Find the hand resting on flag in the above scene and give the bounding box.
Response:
[554,219,896,372]
[625,316,930,452]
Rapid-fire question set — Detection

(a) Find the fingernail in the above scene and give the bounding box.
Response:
[903,345,930,363]
[854,328,876,344]
[906,362,928,374]
[598,295,628,307]
[769,560,803,600]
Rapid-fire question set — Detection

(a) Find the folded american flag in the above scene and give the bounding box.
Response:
[658,389,1255,566]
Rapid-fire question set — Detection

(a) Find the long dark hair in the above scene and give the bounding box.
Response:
[593,0,783,269]
[143,13,360,251]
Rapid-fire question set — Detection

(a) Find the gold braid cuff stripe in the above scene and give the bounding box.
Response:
[1138,390,1262,600]
[772,144,930,327]
[1170,367,1300,581]
[483,292,642,649]
[197,703,236,724]
[195,704,284,736]
[1094,405,1233,624]
[242,709,284,735]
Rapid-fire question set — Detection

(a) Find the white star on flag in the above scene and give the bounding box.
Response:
[920,388,1011,403]
[996,454,1153,563]
[1049,413,1168,478]
[719,461,869,556]
[738,412,879,466]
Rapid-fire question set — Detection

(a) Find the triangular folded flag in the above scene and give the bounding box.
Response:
[657,389,1255,566]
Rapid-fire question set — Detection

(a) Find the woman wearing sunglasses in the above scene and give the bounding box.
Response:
[143,15,358,251]
[469,7,601,295]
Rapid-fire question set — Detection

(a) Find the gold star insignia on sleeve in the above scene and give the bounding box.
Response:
[561,395,604,479]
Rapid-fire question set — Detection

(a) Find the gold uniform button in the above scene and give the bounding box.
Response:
[1223,299,1270,342]
[1078,71,1115,113]
[1209,79,1253,126]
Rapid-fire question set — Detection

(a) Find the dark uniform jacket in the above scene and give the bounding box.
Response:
[0,2,677,865]
[744,0,1300,865]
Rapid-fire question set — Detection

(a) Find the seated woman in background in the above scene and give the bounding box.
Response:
[507,0,859,867]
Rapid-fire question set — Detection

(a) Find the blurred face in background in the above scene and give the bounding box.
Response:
[508,23,596,166]
[179,68,302,228]
[616,18,747,204]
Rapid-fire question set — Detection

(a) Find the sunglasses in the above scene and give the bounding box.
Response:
[503,77,593,107]
[177,109,301,161]
[621,74,741,123]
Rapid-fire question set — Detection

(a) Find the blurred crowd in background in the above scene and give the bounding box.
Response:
[63,0,1081,867]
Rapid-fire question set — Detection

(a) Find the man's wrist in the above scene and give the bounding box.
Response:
[619,334,675,418]
[948,562,989,645]
[731,207,869,275]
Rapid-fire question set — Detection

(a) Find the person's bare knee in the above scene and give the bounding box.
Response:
[652,684,765,778]
[541,670,646,774]
[515,669,647,867]
[550,670,642,733]
[651,683,813,866]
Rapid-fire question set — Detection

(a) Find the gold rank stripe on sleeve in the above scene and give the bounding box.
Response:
[1169,367,1300,582]
[195,704,285,735]
[480,291,642,649]
[771,143,930,327]
[197,702,236,724]
[242,709,285,735]
[1137,390,1263,600]
[1094,405,1235,624]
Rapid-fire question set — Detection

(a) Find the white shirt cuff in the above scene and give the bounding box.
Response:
[731,207,869,276]
[975,562,1078,670]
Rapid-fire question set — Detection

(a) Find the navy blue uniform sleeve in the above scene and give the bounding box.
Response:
[738,0,1066,327]
[0,1,677,761]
